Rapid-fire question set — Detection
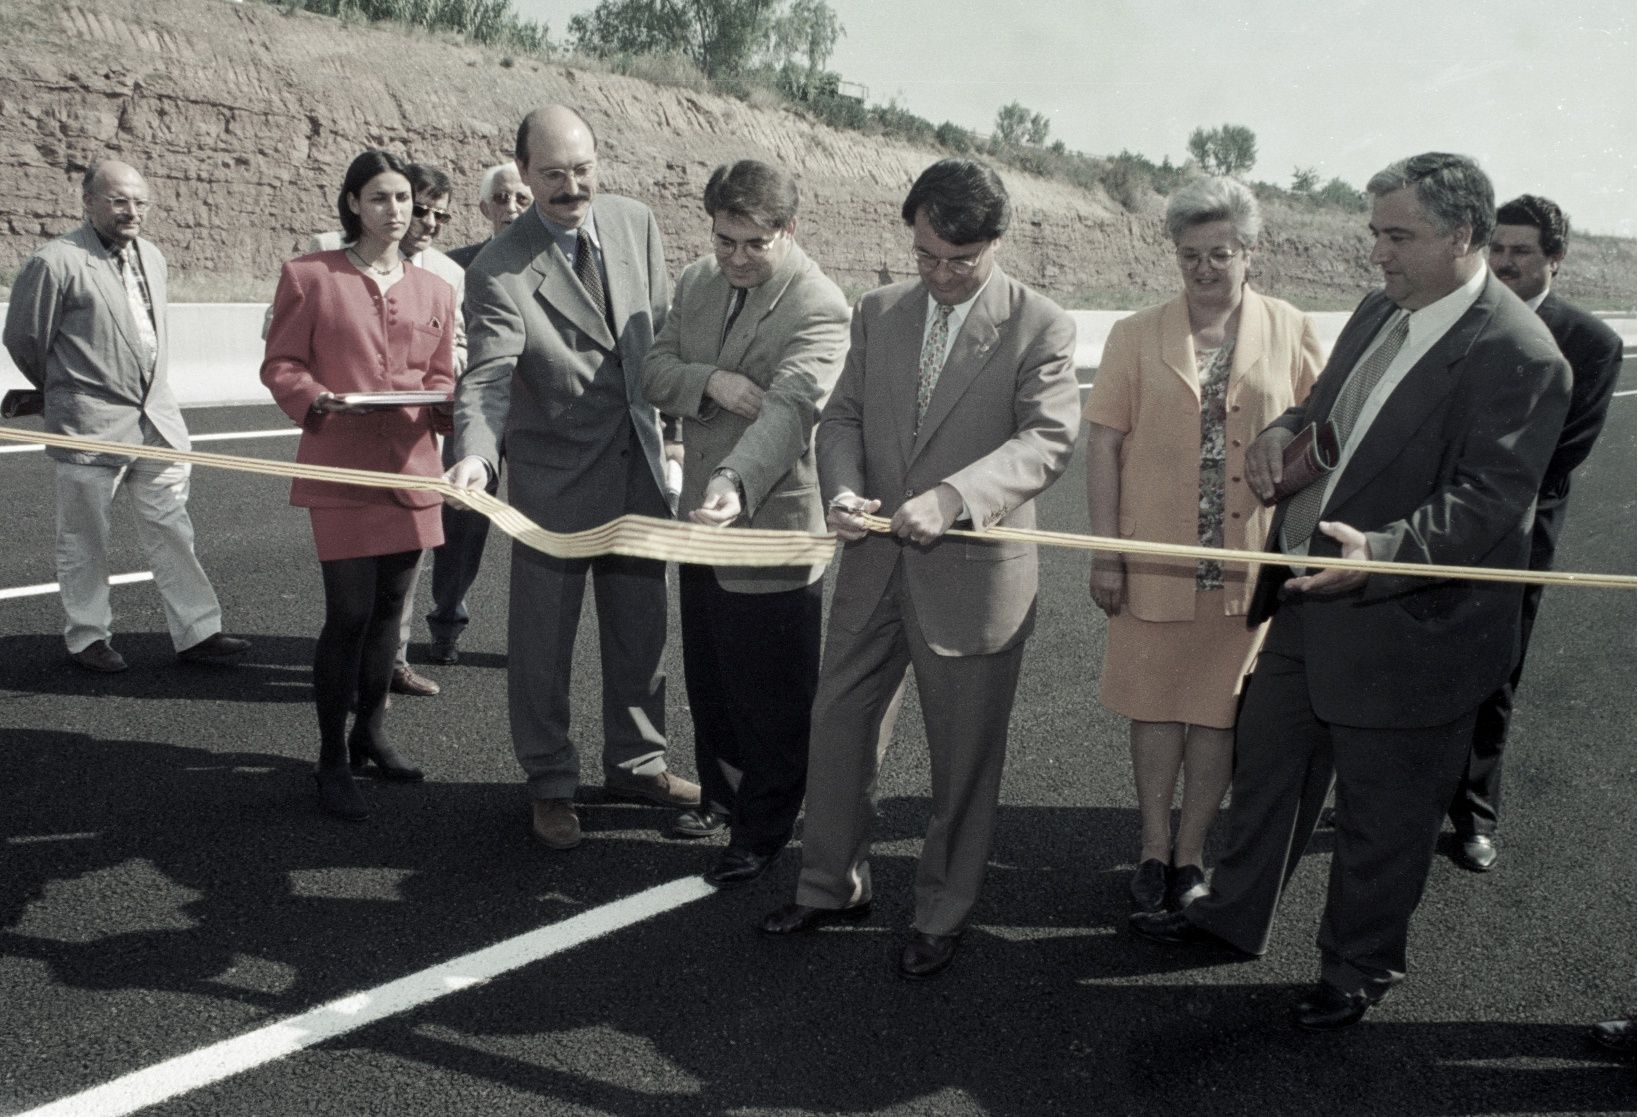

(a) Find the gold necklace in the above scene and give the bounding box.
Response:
[347,247,400,277]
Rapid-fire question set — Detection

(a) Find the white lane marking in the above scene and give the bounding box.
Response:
[0,572,153,601]
[1614,389,1636,399]
[17,875,715,1117]
[0,429,297,455]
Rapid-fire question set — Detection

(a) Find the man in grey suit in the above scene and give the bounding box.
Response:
[642,159,850,888]
[3,160,249,673]
[447,106,700,850]
[759,159,1082,979]
[1130,154,1570,1030]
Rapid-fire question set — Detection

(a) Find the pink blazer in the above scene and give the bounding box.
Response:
[261,251,455,512]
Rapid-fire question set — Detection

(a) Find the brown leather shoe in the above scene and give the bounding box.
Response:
[390,665,440,696]
[177,632,250,663]
[531,799,581,850]
[71,639,128,673]
[604,770,701,808]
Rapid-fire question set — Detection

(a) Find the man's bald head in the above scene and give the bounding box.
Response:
[81,160,151,248]
[514,106,599,228]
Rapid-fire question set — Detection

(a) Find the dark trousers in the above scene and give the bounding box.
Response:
[427,441,499,645]
[1450,582,1546,837]
[679,564,822,856]
[1188,602,1474,996]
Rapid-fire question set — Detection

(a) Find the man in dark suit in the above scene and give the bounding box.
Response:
[3,159,249,673]
[448,106,700,850]
[1130,153,1571,1029]
[642,159,850,887]
[1445,194,1624,872]
[421,162,533,667]
[759,159,1082,979]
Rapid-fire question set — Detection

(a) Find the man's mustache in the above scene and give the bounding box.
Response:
[549,190,590,205]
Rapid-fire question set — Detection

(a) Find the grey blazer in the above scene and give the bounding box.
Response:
[642,241,850,592]
[3,223,189,464]
[454,197,671,532]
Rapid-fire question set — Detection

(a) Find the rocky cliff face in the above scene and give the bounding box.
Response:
[5,0,1633,309]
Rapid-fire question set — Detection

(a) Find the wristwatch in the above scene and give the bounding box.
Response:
[711,467,746,506]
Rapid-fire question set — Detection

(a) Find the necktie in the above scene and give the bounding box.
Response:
[118,247,158,373]
[915,304,954,431]
[1281,312,1410,551]
[722,286,747,346]
[573,229,609,327]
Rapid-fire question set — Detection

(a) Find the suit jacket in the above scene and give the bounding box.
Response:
[447,239,488,270]
[1251,275,1571,728]
[260,251,455,515]
[1084,288,1322,619]
[818,270,1082,656]
[1529,292,1623,562]
[642,242,850,592]
[3,223,189,465]
[454,198,671,532]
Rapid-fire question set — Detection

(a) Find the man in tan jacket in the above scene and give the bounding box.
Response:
[643,159,850,888]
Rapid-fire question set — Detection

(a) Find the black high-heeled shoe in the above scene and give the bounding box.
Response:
[348,737,425,783]
[314,767,369,821]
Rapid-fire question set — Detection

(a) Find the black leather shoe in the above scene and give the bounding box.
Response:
[177,632,250,663]
[671,807,728,839]
[1291,982,1386,1030]
[1456,833,1498,872]
[760,901,872,935]
[898,932,960,979]
[704,847,778,889]
[1128,909,1251,955]
[1588,1012,1635,1053]
[1167,863,1208,910]
[348,738,425,783]
[71,639,129,673]
[1130,858,1169,913]
[427,638,459,665]
[314,768,368,821]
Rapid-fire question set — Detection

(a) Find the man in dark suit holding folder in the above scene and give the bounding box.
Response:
[1130,153,1570,1030]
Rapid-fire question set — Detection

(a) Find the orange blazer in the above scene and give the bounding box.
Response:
[261,251,455,510]
[1083,288,1321,619]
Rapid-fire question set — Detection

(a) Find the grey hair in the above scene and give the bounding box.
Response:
[1366,152,1495,247]
[477,162,517,202]
[1164,176,1262,248]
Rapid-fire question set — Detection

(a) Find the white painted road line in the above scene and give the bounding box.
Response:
[17,875,716,1117]
[0,429,298,455]
[1614,388,1636,399]
[0,571,153,601]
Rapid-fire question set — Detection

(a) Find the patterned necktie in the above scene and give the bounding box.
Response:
[118,247,158,373]
[1282,312,1411,551]
[915,304,954,431]
[573,229,609,327]
[722,286,747,347]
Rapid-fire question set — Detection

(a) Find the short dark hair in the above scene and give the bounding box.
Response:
[900,158,1010,245]
[337,149,411,242]
[1495,193,1570,258]
[405,163,453,203]
[1366,152,1495,248]
[702,160,799,229]
[514,106,598,169]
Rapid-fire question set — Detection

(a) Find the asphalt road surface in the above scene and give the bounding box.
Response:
[1,368,1633,1117]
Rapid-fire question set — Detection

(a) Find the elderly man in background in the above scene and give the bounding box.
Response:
[420,161,532,666]
[642,159,850,887]
[759,158,1082,980]
[3,159,250,672]
[1443,194,1625,873]
[1131,153,1570,1031]
[448,105,700,851]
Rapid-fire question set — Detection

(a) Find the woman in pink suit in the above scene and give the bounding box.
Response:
[262,149,456,821]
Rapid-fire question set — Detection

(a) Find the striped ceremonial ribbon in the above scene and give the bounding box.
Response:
[0,425,1631,590]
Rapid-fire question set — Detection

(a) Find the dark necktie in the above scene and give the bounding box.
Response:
[117,247,158,374]
[1282,313,1411,551]
[722,286,747,346]
[574,229,609,327]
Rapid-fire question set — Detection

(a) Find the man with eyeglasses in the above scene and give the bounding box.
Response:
[641,159,850,887]
[449,105,701,851]
[759,158,1081,979]
[447,162,532,269]
[4,159,250,673]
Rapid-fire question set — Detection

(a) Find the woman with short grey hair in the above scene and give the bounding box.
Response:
[1084,175,1322,914]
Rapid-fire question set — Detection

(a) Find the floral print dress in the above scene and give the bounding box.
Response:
[1194,338,1235,590]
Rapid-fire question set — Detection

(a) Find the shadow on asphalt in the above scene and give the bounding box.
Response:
[0,633,317,702]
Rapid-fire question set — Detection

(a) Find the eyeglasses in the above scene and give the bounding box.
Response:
[912,247,988,277]
[489,191,532,207]
[101,196,151,211]
[534,162,596,187]
[1175,248,1242,270]
[412,203,453,225]
[714,231,781,259]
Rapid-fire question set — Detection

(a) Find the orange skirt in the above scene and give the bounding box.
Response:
[1098,588,1265,730]
[309,502,442,563]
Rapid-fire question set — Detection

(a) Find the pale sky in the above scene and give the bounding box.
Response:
[515,0,1637,237]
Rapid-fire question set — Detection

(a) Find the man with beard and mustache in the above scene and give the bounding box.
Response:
[1444,194,1624,873]
[4,159,250,672]
[448,105,700,850]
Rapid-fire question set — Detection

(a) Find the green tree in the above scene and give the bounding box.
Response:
[569,0,839,79]
[1291,166,1320,194]
[1186,124,1257,177]
[994,101,1049,147]
[769,0,842,74]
